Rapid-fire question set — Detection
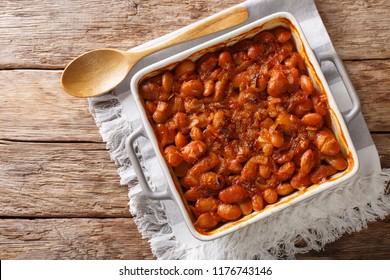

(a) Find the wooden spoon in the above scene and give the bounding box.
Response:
[61,6,248,98]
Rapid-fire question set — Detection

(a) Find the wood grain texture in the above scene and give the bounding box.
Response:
[345,60,390,132]
[0,218,154,259]
[316,0,390,60]
[372,134,390,168]
[0,0,389,69]
[0,0,242,69]
[0,141,130,217]
[0,70,99,142]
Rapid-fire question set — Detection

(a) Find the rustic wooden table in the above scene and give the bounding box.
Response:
[0,0,389,260]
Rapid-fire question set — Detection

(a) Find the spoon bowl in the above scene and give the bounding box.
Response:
[61,49,132,98]
[60,5,248,98]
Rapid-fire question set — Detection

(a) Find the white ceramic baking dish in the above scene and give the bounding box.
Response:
[126,12,360,241]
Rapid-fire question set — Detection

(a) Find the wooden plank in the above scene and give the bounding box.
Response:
[0,0,242,69]
[372,134,390,169]
[0,133,388,218]
[0,0,389,69]
[0,70,100,142]
[345,60,390,132]
[0,141,130,217]
[0,216,388,259]
[0,218,154,259]
[316,0,390,60]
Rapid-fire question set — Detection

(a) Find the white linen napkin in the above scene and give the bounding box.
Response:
[89,0,390,259]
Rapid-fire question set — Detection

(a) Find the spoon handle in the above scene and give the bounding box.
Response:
[135,5,248,58]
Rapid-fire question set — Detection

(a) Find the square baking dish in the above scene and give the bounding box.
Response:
[126,12,359,241]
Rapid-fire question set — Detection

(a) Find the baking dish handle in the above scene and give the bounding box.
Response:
[125,126,172,200]
[316,51,361,124]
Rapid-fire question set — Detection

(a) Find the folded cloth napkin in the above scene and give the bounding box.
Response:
[89,0,390,259]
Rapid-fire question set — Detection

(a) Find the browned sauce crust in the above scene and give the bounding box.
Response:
[139,27,347,232]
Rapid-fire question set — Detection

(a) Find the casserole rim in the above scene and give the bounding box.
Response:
[129,11,360,241]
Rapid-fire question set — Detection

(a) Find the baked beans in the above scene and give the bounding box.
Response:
[139,26,348,232]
